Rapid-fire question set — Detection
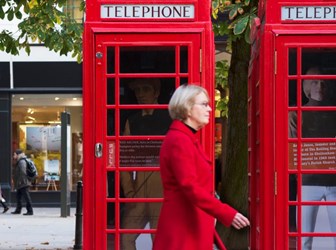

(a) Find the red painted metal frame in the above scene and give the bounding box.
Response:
[83,16,215,250]
[249,5,336,245]
[276,36,336,250]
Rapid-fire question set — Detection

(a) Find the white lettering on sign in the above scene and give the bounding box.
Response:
[101,4,195,19]
[282,6,336,21]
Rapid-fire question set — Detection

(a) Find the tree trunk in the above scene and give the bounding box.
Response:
[216,37,250,250]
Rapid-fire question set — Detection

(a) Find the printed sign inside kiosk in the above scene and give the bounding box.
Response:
[282,6,336,21]
[101,4,195,19]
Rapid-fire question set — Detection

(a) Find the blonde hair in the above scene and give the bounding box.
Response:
[168,84,209,120]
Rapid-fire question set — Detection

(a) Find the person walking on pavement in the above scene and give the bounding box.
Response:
[153,85,250,250]
[0,184,9,213]
[11,149,33,215]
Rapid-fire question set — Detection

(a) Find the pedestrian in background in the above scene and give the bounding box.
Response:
[0,184,9,213]
[153,84,250,250]
[11,149,33,215]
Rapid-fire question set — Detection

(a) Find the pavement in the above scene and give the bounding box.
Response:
[0,207,78,250]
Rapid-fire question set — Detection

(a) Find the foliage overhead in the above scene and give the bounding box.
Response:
[0,0,84,62]
[212,0,257,117]
[215,60,229,117]
[212,0,257,45]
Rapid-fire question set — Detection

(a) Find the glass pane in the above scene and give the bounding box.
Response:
[288,80,297,107]
[180,46,188,73]
[120,140,163,166]
[120,233,154,250]
[289,205,297,232]
[302,48,336,75]
[121,109,171,136]
[107,78,115,105]
[107,171,115,198]
[301,142,336,169]
[120,202,161,229]
[289,237,297,250]
[305,237,336,250]
[107,234,115,250]
[119,78,175,105]
[289,173,297,233]
[288,142,336,169]
[288,111,297,138]
[107,202,115,229]
[107,47,115,73]
[120,171,162,198]
[302,179,336,198]
[180,77,188,85]
[107,172,116,228]
[301,111,336,138]
[288,142,298,169]
[289,48,297,75]
[302,80,335,107]
[302,205,336,247]
[120,46,175,73]
[107,109,115,136]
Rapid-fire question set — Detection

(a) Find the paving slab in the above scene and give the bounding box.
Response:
[0,207,77,250]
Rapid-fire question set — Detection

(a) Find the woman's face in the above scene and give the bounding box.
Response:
[185,92,212,130]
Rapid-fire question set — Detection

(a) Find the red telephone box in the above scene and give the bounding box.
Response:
[249,0,336,249]
[82,0,215,249]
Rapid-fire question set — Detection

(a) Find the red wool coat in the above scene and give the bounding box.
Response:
[153,120,237,250]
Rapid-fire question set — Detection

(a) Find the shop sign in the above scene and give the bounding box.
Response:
[101,4,195,19]
[282,6,336,21]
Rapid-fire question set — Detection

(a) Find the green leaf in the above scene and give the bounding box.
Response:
[25,45,31,55]
[229,6,238,20]
[244,24,251,44]
[0,7,4,19]
[7,10,14,21]
[233,15,249,35]
[37,30,45,40]
[212,0,219,10]
[15,11,22,19]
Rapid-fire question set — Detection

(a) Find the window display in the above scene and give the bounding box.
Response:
[12,94,82,191]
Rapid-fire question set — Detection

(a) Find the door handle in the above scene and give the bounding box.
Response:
[95,143,103,158]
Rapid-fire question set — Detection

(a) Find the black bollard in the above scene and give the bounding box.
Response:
[74,181,83,250]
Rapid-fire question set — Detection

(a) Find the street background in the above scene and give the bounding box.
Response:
[0,207,76,250]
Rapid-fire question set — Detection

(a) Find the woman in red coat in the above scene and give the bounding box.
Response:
[153,84,250,250]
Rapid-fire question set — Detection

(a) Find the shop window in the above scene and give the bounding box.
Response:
[12,94,83,191]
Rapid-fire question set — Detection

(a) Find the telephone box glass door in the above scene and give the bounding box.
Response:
[276,36,336,250]
[94,33,201,250]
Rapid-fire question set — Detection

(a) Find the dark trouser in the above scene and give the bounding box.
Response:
[15,186,33,212]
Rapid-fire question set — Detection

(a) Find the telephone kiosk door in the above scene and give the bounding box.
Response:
[88,32,206,250]
[275,35,336,250]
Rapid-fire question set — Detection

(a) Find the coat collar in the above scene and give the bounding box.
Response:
[169,120,199,143]
[170,120,212,163]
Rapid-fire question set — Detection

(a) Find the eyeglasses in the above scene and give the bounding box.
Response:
[194,102,210,108]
